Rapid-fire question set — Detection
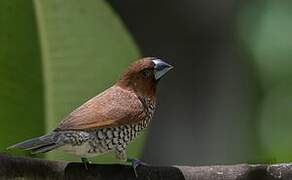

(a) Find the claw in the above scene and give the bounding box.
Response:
[127,158,147,177]
[81,157,91,170]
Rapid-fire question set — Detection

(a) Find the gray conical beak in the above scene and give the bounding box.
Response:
[152,59,173,80]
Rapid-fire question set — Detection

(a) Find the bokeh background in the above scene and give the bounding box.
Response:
[1,0,292,165]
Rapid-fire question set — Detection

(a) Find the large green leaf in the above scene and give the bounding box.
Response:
[33,0,140,161]
[0,0,44,156]
[0,0,142,162]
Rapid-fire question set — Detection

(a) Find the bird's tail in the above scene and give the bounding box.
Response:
[7,133,62,154]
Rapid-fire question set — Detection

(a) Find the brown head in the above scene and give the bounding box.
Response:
[116,57,173,99]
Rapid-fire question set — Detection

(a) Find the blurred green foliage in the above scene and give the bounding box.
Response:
[0,0,44,157]
[238,0,292,162]
[0,0,142,162]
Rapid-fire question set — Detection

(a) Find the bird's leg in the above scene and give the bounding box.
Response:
[115,149,148,177]
[115,149,140,177]
[81,157,91,170]
[126,158,148,177]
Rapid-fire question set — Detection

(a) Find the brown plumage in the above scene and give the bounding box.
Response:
[8,57,173,173]
[57,58,157,131]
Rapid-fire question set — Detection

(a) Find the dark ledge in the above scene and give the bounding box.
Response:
[0,153,292,180]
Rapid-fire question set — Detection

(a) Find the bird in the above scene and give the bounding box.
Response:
[8,57,173,176]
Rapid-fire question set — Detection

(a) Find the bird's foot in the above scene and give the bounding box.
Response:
[127,158,147,177]
[81,157,91,170]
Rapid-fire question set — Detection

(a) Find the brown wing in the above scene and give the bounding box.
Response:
[55,86,145,131]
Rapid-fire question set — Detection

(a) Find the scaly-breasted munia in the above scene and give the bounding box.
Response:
[8,57,173,175]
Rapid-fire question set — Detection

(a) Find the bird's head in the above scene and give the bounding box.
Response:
[116,57,173,98]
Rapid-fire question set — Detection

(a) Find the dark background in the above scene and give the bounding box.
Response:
[108,0,292,165]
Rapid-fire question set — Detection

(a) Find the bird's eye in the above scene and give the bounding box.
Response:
[142,69,151,78]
